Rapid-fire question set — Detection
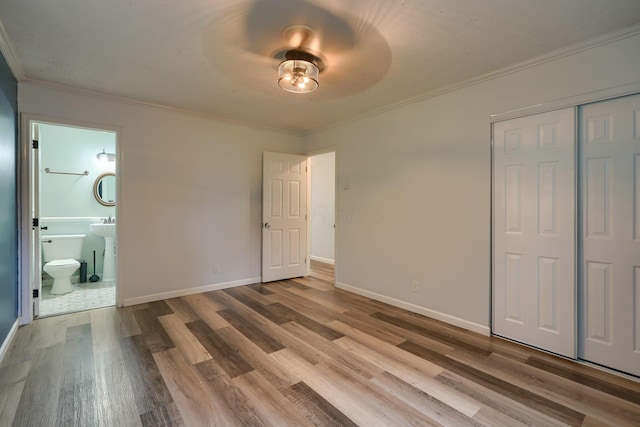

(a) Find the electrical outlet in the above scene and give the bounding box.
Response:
[412,280,419,292]
[213,264,220,273]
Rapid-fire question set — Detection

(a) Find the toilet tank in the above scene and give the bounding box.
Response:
[41,234,85,262]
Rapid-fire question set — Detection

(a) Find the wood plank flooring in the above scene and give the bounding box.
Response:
[1,261,640,426]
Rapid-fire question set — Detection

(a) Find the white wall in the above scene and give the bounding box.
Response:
[310,151,335,264]
[304,33,640,334]
[20,83,302,304]
[39,123,116,218]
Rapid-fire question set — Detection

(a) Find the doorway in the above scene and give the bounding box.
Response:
[260,149,336,284]
[308,150,336,283]
[21,117,119,320]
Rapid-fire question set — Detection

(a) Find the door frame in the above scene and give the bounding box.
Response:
[18,113,123,324]
[305,147,337,279]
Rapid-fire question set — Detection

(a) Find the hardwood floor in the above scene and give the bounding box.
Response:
[1,261,639,426]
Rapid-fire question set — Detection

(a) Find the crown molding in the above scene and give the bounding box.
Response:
[302,22,640,137]
[11,19,640,138]
[20,79,301,137]
[489,80,640,123]
[0,17,25,80]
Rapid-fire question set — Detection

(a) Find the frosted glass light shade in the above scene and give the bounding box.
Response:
[278,59,319,93]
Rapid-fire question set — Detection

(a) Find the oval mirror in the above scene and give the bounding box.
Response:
[94,172,116,206]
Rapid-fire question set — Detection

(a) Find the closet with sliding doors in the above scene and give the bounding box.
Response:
[492,93,640,377]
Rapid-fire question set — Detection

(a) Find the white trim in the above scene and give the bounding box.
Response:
[0,319,20,364]
[490,81,640,122]
[310,255,335,265]
[0,18,25,80]
[336,281,491,336]
[19,112,122,135]
[19,113,124,322]
[305,157,311,277]
[122,277,261,306]
[303,23,640,137]
[18,114,32,324]
[12,22,640,137]
[306,146,338,156]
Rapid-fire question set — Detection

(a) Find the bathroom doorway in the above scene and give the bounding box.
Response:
[22,117,119,320]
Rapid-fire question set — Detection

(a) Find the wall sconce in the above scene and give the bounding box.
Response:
[97,149,116,162]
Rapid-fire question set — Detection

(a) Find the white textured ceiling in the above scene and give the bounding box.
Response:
[1,0,640,133]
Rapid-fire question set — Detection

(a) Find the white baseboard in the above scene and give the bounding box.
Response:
[0,319,20,364]
[310,256,335,265]
[122,277,262,306]
[335,281,491,336]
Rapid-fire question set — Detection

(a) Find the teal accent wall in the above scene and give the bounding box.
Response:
[0,51,18,344]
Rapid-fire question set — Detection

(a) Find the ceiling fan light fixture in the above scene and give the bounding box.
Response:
[278,50,320,93]
[97,148,116,162]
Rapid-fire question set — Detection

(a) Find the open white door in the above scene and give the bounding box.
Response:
[262,152,307,282]
[493,108,576,358]
[31,124,42,317]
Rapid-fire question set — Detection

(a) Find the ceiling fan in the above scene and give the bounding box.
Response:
[202,0,392,97]
[273,25,326,93]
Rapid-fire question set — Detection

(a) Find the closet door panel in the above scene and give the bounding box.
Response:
[493,108,576,357]
[580,94,640,377]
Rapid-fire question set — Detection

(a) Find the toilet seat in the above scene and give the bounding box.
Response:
[44,259,79,268]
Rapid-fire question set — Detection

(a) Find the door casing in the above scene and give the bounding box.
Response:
[18,114,123,324]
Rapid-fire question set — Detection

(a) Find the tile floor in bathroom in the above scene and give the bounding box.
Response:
[40,280,116,317]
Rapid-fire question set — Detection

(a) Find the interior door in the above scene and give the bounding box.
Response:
[493,108,576,358]
[262,152,307,282]
[31,123,42,317]
[579,94,640,377]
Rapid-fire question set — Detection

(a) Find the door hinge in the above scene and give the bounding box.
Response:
[32,218,39,227]
[305,257,307,264]
[32,140,38,149]
[32,289,39,298]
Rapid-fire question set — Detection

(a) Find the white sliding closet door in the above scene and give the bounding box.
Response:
[580,94,640,377]
[493,108,576,358]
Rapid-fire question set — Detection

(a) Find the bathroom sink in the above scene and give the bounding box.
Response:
[90,223,116,281]
[90,223,116,238]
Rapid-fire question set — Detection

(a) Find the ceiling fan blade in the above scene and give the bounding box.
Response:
[244,0,355,58]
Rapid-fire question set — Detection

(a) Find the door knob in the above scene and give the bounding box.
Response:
[264,223,270,228]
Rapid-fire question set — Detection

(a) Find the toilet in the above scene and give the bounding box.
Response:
[41,234,85,295]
